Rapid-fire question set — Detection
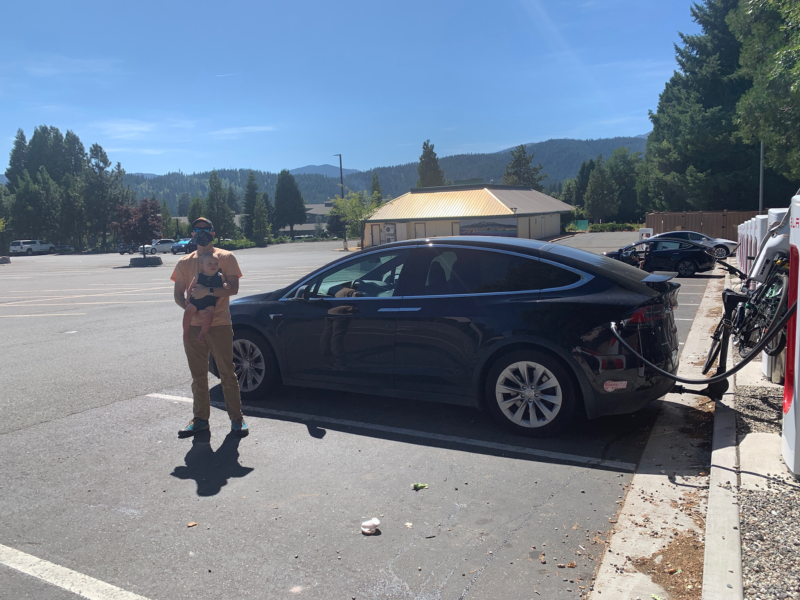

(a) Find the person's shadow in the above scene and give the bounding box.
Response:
[170,431,254,496]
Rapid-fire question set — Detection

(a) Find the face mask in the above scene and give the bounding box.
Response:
[194,231,214,247]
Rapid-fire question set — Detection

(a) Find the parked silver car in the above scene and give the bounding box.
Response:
[650,230,737,258]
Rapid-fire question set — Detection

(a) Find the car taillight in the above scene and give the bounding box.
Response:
[622,304,668,327]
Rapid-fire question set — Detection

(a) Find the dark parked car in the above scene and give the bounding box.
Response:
[649,230,737,258]
[54,244,74,254]
[604,238,715,277]
[118,242,136,255]
[211,237,680,436]
[171,238,196,254]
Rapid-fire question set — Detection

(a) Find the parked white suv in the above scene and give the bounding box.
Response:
[138,239,175,254]
[10,240,56,255]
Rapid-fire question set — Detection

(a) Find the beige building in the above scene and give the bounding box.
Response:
[363,184,572,247]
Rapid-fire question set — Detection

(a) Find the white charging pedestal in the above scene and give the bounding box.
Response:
[783,195,800,477]
[764,210,789,382]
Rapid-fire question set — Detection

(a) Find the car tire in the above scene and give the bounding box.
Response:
[26,248,32,255]
[676,259,696,277]
[48,247,55,254]
[232,329,280,400]
[713,246,729,259]
[149,248,156,254]
[485,349,577,437]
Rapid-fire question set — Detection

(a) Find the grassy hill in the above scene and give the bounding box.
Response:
[121,136,647,213]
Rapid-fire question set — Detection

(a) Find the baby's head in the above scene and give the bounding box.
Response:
[199,253,220,276]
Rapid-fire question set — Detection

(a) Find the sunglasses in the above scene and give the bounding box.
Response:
[193,227,212,233]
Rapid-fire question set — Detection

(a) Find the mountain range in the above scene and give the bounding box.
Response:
[2,135,649,211]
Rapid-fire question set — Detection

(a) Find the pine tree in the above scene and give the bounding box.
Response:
[26,125,67,186]
[177,193,191,217]
[5,129,27,193]
[85,144,114,250]
[252,193,270,245]
[205,171,235,241]
[187,195,204,224]
[241,171,259,239]
[273,169,306,238]
[639,0,796,211]
[416,140,446,187]
[501,145,546,191]
[226,186,240,214]
[584,157,620,222]
[561,179,577,205]
[63,130,87,177]
[160,199,175,239]
[574,159,596,207]
[371,172,383,202]
[606,148,643,222]
[60,174,85,247]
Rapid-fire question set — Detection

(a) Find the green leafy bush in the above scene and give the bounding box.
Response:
[217,239,256,250]
[587,222,643,232]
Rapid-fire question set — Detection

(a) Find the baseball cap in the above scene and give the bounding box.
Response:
[191,217,214,230]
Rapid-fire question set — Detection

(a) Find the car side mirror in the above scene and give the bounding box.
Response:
[293,285,311,301]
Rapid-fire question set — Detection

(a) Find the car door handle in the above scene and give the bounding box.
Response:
[378,307,422,313]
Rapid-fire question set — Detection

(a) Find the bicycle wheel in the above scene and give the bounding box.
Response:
[702,319,724,375]
[763,274,788,356]
[738,273,788,358]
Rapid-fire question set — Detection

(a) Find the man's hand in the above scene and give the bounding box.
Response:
[191,284,210,299]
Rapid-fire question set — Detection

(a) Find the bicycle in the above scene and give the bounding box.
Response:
[702,214,791,374]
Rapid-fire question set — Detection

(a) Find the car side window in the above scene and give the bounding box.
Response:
[306,250,410,298]
[687,233,704,241]
[657,241,682,250]
[407,248,581,296]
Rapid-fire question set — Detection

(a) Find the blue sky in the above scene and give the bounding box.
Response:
[0,0,697,175]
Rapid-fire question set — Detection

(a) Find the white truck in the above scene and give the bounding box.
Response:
[9,240,57,255]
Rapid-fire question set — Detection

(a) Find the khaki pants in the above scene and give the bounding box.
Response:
[184,325,243,421]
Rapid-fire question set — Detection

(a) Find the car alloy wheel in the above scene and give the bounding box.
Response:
[232,338,266,393]
[676,259,696,277]
[713,246,728,259]
[486,349,576,436]
[150,248,156,255]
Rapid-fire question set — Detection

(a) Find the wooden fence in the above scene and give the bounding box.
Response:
[645,210,759,239]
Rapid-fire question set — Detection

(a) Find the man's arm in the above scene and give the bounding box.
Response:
[174,280,188,309]
[191,275,239,300]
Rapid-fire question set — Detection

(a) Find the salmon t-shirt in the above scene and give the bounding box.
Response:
[171,248,243,327]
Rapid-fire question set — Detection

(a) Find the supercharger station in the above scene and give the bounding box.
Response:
[784,194,800,476]
[764,210,789,381]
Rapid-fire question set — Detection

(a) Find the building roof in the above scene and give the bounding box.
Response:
[365,185,572,222]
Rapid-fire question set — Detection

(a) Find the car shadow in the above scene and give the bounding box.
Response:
[208,383,681,474]
[170,430,254,496]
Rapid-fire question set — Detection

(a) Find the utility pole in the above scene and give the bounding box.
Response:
[759,141,764,215]
[333,154,347,250]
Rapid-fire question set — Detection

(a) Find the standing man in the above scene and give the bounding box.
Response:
[172,217,248,437]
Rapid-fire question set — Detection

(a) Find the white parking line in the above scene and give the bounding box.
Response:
[147,394,636,471]
[0,543,150,600]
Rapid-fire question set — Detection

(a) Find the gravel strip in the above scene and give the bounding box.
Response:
[735,385,800,600]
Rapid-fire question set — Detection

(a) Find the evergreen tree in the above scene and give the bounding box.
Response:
[5,129,27,193]
[416,140,446,187]
[63,130,87,177]
[187,195,205,224]
[273,169,306,238]
[160,199,175,239]
[60,174,85,247]
[639,0,796,211]
[177,193,191,217]
[205,171,235,241]
[561,179,578,205]
[584,157,619,222]
[574,159,596,207]
[730,0,800,181]
[241,170,259,239]
[371,172,383,202]
[26,125,67,186]
[606,147,643,222]
[226,185,240,214]
[501,145,546,191]
[252,193,270,245]
[11,167,61,241]
[84,144,115,250]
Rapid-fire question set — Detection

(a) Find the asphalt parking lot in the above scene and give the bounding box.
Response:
[0,235,718,600]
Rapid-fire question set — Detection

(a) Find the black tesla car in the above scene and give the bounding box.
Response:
[212,237,680,436]
[604,238,716,277]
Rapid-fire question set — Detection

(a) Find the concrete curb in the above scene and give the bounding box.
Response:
[701,265,743,600]
[702,392,743,599]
